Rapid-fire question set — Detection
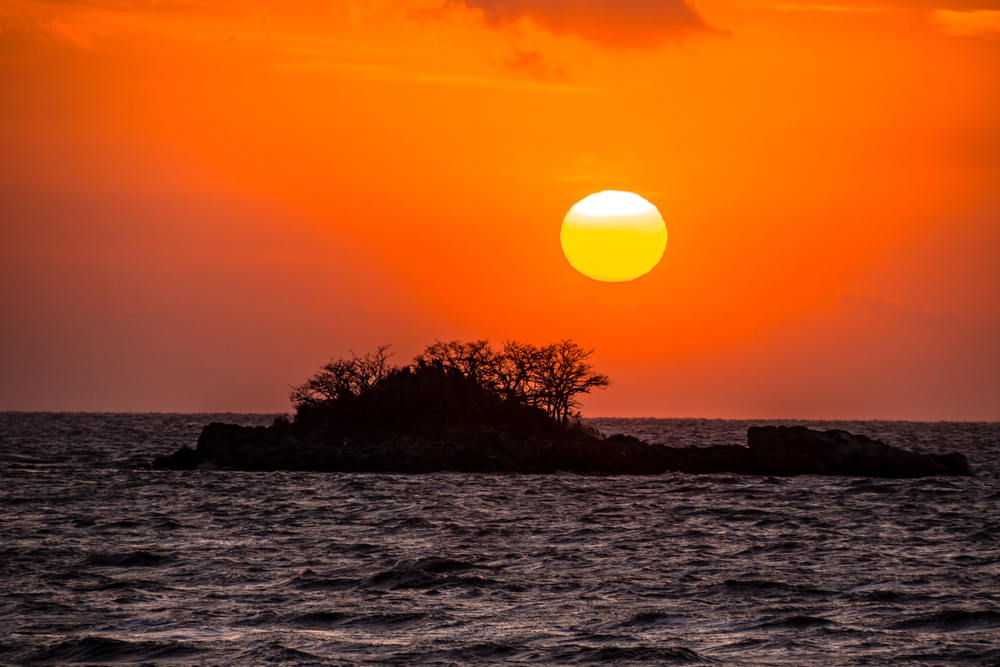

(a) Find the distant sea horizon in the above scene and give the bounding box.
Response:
[4,409,998,422]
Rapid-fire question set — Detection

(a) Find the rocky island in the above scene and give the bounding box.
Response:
[152,340,973,478]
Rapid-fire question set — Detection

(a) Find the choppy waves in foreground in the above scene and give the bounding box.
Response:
[2,413,999,666]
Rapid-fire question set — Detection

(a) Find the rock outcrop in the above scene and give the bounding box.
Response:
[150,422,973,478]
[747,425,972,477]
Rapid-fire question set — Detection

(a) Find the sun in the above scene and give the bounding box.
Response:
[560,191,667,282]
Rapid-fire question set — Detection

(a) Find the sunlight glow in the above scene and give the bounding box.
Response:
[570,191,657,218]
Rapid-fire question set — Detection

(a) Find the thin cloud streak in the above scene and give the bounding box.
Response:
[931,9,1000,36]
[266,60,601,92]
[458,0,721,47]
[773,3,889,12]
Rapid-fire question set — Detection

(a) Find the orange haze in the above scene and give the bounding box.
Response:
[1,0,998,418]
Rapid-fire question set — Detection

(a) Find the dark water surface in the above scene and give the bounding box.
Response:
[2,413,999,666]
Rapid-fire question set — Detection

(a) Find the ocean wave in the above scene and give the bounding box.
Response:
[892,609,1000,630]
[83,550,172,567]
[29,636,202,663]
[549,644,714,664]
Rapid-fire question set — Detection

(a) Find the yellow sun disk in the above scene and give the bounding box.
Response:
[561,208,667,282]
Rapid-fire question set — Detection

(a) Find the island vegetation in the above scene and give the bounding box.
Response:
[150,339,974,478]
[289,339,610,435]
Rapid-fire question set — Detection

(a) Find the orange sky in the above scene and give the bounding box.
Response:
[1,0,998,418]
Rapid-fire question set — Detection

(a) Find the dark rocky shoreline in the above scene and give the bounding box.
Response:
[151,422,973,478]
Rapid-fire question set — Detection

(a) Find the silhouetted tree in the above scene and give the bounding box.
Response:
[290,345,395,411]
[412,338,609,424]
[413,340,498,389]
[532,340,611,424]
[490,340,544,406]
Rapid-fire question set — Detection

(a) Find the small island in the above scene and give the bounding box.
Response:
[152,340,973,478]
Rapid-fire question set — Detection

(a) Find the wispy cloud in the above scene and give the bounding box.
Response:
[773,3,887,13]
[931,9,1000,38]
[457,0,721,48]
[503,48,564,80]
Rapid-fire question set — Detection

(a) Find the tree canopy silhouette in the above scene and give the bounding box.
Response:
[290,339,610,432]
[289,345,394,411]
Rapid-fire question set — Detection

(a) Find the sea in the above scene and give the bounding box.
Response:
[2,412,999,666]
